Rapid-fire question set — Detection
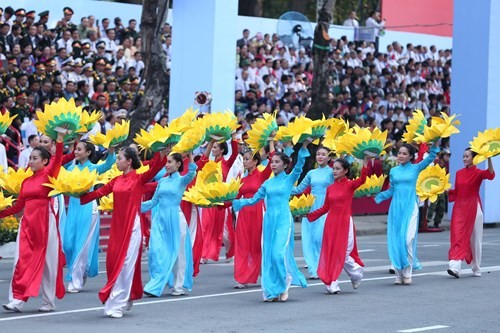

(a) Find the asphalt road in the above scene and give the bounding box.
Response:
[0,228,499,333]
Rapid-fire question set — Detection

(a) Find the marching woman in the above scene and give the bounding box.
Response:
[233,138,275,289]
[307,158,368,294]
[292,146,334,279]
[1,130,67,313]
[64,142,116,293]
[200,135,239,263]
[375,141,440,285]
[80,146,168,318]
[141,153,197,297]
[232,139,311,302]
[447,149,495,278]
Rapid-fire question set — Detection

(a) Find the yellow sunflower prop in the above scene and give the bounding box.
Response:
[44,167,99,197]
[289,194,315,216]
[469,128,500,165]
[201,110,238,142]
[402,109,427,144]
[416,164,451,203]
[97,194,114,212]
[246,113,278,154]
[0,112,17,135]
[414,113,460,144]
[169,107,198,134]
[354,174,387,198]
[335,127,389,159]
[0,191,15,210]
[196,161,222,184]
[322,118,350,151]
[134,123,172,152]
[275,125,294,142]
[0,167,33,195]
[77,110,102,133]
[199,179,242,204]
[182,186,216,208]
[89,120,130,148]
[286,116,314,144]
[171,124,206,154]
[34,98,83,141]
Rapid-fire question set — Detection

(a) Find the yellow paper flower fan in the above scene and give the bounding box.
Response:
[199,179,242,204]
[169,107,198,133]
[34,98,83,141]
[0,111,17,135]
[335,127,389,159]
[133,123,171,152]
[201,110,238,142]
[182,186,217,208]
[354,174,387,198]
[171,124,206,153]
[136,163,150,174]
[96,164,122,184]
[89,120,130,148]
[44,167,99,197]
[403,110,427,144]
[196,161,222,185]
[470,128,500,164]
[416,164,451,203]
[286,116,314,144]
[77,110,102,133]
[0,191,15,210]
[97,194,114,212]
[289,193,315,216]
[246,113,278,153]
[322,118,350,151]
[414,113,460,144]
[0,167,34,195]
[275,125,294,142]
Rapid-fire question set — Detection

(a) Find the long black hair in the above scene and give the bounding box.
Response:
[169,153,184,173]
[121,147,142,169]
[32,146,52,166]
[399,143,416,162]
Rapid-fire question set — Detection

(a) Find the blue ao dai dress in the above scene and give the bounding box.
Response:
[233,148,309,300]
[141,163,197,296]
[292,165,333,277]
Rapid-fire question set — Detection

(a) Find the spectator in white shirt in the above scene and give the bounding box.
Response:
[17,134,40,169]
[365,11,385,51]
[343,11,359,28]
[56,30,74,54]
[101,28,118,57]
[0,142,7,173]
[347,51,363,68]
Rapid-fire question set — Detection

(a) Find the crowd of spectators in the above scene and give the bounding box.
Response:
[0,6,452,170]
[233,11,452,156]
[0,6,172,168]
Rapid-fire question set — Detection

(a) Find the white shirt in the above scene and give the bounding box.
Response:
[365,17,385,36]
[0,143,8,173]
[343,18,359,28]
[18,146,33,169]
[57,38,74,54]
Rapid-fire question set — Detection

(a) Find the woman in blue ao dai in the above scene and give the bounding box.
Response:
[233,140,311,302]
[375,142,439,285]
[141,153,196,297]
[64,141,116,293]
[292,146,333,279]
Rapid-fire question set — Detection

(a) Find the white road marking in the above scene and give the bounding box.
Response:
[397,325,450,332]
[420,244,441,248]
[1,265,499,322]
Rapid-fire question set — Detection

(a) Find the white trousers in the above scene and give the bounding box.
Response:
[172,211,188,292]
[104,215,141,315]
[222,208,232,257]
[188,206,198,247]
[68,202,99,291]
[395,203,418,279]
[9,205,59,309]
[328,218,364,292]
[449,204,483,274]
